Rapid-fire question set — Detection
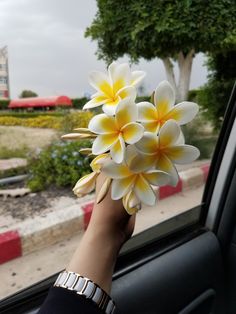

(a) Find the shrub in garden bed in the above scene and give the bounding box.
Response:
[0,111,93,130]
[0,116,62,129]
[60,111,94,133]
[0,111,65,118]
[27,140,92,192]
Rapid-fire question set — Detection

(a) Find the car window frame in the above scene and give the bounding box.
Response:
[0,84,235,314]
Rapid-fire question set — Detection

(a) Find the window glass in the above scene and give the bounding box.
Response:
[0,77,7,84]
[0,64,6,70]
[0,0,234,301]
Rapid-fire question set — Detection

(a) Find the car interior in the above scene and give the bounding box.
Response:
[0,84,235,314]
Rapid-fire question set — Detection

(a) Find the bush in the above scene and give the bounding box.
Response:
[188,89,199,102]
[0,99,10,110]
[72,97,89,110]
[27,140,92,191]
[197,51,236,130]
[60,111,94,133]
[0,111,65,118]
[0,111,94,131]
[182,114,217,160]
[0,116,62,129]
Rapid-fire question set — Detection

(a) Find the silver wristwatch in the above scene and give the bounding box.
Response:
[54,270,116,314]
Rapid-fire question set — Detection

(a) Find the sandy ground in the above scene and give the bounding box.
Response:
[0,126,58,152]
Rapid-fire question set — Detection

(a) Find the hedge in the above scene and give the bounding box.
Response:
[72,97,89,109]
[0,99,10,110]
[0,111,93,130]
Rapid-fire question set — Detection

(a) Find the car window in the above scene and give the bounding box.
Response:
[0,0,235,302]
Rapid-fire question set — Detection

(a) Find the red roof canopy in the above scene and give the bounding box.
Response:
[9,96,72,109]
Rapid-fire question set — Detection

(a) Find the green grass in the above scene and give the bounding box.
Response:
[0,146,29,159]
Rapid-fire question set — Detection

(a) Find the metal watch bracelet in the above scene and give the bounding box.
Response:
[54,270,116,314]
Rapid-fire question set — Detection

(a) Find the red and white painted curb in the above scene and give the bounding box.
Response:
[0,163,210,265]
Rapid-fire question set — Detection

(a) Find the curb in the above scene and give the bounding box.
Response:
[0,163,210,265]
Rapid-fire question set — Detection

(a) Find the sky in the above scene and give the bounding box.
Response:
[0,0,208,99]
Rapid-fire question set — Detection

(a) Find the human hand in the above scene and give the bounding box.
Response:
[87,172,136,251]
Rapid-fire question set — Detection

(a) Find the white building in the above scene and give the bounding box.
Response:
[0,46,10,99]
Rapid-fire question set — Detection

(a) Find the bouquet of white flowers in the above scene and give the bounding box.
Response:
[62,62,199,214]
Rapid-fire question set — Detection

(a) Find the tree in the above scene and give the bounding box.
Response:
[197,50,236,129]
[86,0,236,101]
[19,90,38,98]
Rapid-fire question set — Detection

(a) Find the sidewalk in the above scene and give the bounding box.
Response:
[0,158,27,172]
[0,160,210,265]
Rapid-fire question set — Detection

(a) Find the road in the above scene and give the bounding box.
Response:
[0,185,204,299]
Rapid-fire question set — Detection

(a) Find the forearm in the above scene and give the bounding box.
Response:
[66,175,134,294]
[66,224,119,294]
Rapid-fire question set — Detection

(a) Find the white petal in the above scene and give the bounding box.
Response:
[110,136,126,163]
[134,175,156,206]
[102,160,132,179]
[92,133,118,155]
[135,132,158,155]
[116,85,136,102]
[165,101,199,125]
[129,153,156,173]
[83,98,104,110]
[143,170,170,186]
[175,129,185,145]
[111,176,135,200]
[137,101,158,122]
[61,133,95,140]
[102,97,121,116]
[131,71,146,86]
[159,120,181,147]
[109,62,131,89]
[96,177,112,203]
[125,145,139,166]
[165,145,200,164]
[154,80,175,114]
[73,172,97,196]
[89,71,111,94]
[115,98,138,128]
[156,154,179,186]
[123,190,141,215]
[90,154,110,172]
[88,114,116,134]
[121,122,144,144]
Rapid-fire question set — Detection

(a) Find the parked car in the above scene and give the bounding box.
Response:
[0,84,235,314]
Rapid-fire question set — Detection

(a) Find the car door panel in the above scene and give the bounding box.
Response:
[111,231,225,314]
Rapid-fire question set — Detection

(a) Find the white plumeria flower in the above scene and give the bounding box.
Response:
[137,81,199,134]
[73,154,109,197]
[134,120,200,186]
[88,98,144,164]
[102,146,170,207]
[83,62,146,115]
[122,190,141,215]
